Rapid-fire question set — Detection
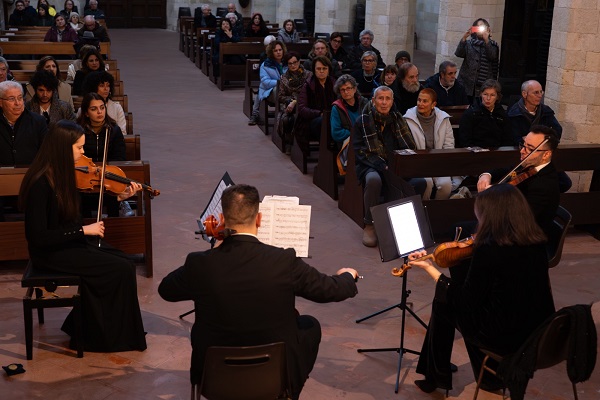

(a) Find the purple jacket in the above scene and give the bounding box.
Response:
[44,25,79,43]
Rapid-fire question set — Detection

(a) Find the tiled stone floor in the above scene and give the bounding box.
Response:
[0,29,599,399]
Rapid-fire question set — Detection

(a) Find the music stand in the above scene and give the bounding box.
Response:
[356,195,434,393]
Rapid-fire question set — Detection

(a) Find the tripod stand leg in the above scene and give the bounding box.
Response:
[179,309,195,319]
[355,302,403,323]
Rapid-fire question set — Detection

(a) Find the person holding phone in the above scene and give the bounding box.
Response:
[455,18,499,103]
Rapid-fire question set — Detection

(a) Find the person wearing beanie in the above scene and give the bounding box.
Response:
[395,50,411,68]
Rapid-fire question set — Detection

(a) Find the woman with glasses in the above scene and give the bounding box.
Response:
[350,51,381,99]
[328,32,348,70]
[19,120,146,353]
[59,0,78,18]
[459,79,514,148]
[408,183,554,395]
[276,51,311,152]
[295,56,336,156]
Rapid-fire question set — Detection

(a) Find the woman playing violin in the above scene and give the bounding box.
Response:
[407,184,554,395]
[19,120,147,353]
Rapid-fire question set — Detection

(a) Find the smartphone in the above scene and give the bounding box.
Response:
[471,26,485,33]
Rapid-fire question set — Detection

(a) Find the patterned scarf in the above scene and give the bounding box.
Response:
[363,102,416,159]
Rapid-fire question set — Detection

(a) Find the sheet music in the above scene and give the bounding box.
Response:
[197,172,234,242]
[257,196,311,257]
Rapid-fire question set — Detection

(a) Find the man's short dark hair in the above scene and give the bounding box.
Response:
[222,184,260,226]
[530,125,559,150]
[30,70,59,92]
[439,60,456,74]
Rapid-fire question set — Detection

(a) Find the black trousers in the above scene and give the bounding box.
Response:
[292,315,321,400]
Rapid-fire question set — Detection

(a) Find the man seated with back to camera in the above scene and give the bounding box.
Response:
[477,125,560,237]
[158,184,359,400]
[353,86,426,247]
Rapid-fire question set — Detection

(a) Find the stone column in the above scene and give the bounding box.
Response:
[546,2,600,190]
[314,0,359,35]
[276,1,303,24]
[435,0,505,75]
[365,0,415,66]
[249,0,277,24]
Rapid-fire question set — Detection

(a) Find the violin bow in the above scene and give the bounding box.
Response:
[498,138,548,184]
[96,126,111,247]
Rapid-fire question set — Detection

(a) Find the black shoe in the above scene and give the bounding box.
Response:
[248,115,258,125]
[415,379,450,396]
[450,362,458,373]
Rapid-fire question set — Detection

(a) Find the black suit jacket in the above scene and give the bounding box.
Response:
[491,162,560,235]
[158,234,358,386]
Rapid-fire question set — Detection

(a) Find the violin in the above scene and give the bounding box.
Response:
[506,166,537,186]
[391,236,474,277]
[75,155,160,198]
[202,215,236,241]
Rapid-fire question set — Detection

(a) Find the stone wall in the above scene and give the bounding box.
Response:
[415,0,439,54]
[366,0,415,65]
[314,0,359,35]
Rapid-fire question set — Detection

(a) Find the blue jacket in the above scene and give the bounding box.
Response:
[258,58,285,101]
[507,100,562,142]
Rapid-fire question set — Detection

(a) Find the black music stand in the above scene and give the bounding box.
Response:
[356,196,434,393]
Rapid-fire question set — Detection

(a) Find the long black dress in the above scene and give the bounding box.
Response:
[416,243,555,389]
[24,175,147,352]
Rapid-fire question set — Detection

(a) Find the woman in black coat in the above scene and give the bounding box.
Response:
[407,184,555,395]
[459,79,514,148]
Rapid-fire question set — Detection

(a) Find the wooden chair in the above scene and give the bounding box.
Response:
[192,342,291,400]
[21,261,83,360]
[440,105,469,147]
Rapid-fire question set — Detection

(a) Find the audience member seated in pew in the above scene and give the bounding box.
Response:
[18,120,147,353]
[225,12,244,39]
[459,79,514,149]
[80,70,126,134]
[67,44,99,84]
[350,51,380,98]
[10,0,37,27]
[69,11,83,30]
[394,50,411,68]
[212,18,244,76]
[303,39,342,78]
[507,79,570,192]
[0,57,17,83]
[78,15,110,42]
[0,81,48,166]
[72,47,105,95]
[346,29,386,71]
[83,0,105,19]
[0,81,48,220]
[379,64,398,88]
[36,4,54,27]
[25,70,76,125]
[331,74,368,172]
[25,55,74,109]
[404,88,455,200]
[76,92,126,217]
[328,32,348,70]
[276,51,311,152]
[38,0,57,16]
[295,56,336,155]
[423,60,469,107]
[352,86,425,247]
[59,0,78,18]
[278,19,301,43]
[245,13,269,38]
[395,62,423,114]
[226,2,243,29]
[194,3,217,29]
[248,40,286,125]
[44,13,79,43]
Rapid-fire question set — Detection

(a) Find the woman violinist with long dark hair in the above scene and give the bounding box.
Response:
[19,120,147,353]
[406,184,555,395]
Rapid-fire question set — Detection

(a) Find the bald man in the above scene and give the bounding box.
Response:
[78,15,110,42]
